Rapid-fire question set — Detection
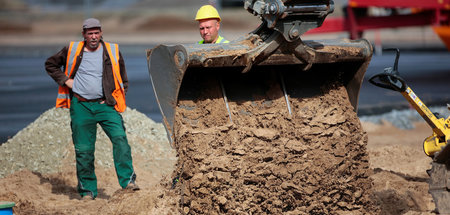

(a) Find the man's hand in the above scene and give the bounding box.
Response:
[65,79,74,89]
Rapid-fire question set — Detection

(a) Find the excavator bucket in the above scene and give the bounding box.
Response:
[147,39,372,143]
[147,1,377,213]
[147,0,372,144]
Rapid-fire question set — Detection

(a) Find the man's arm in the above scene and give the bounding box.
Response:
[118,51,129,94]
[45,46,70,86]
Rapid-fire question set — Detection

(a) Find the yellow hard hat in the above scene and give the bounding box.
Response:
[195,5,221,22]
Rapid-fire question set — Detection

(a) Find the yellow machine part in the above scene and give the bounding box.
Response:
[423,131,447,157]
[399,87,450,158]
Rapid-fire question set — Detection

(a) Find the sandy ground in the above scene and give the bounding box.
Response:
[366,121,435,215]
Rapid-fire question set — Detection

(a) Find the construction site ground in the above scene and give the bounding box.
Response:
[0,106,442,214]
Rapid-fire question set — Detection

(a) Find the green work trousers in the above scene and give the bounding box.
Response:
[70,97,135,198]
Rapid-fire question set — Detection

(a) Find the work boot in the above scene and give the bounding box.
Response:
[82,194,94,201]
[124,181,140,191]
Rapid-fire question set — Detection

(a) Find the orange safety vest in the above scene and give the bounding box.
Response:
[56,41,126,112]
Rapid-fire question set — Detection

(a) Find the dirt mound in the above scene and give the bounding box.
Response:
[0,168,182,215]
[0,107,179,214]
[172,70,379,214]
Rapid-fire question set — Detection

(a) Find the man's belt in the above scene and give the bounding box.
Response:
[73,92,104,102]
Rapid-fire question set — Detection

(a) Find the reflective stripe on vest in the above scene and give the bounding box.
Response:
[56,41,84,108]
[104,42,126,112]
[216,35,230,44]
[198,35,230,44]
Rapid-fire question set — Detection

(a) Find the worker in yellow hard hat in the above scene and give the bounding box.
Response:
[195,5,229,44]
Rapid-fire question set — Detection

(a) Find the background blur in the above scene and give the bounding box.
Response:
[0,0,445,46]
[0,0,449,143]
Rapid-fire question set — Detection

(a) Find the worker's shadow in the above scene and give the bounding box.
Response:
[34,171,110,200]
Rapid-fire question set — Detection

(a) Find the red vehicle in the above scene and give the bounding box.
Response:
[307,0,450,49]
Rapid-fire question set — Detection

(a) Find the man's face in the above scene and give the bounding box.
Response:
[83,28,102,50]
[198,19,220,44]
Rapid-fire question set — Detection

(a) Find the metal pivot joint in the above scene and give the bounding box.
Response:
[245,0,334,42]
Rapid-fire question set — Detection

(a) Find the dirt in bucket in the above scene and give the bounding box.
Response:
[170,67,380,214]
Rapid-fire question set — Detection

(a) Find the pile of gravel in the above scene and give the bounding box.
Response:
[0,107,174,178]
[359,106,449,129]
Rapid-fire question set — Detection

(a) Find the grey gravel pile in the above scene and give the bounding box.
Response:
[0,107,175,178]
[359,106,449,129]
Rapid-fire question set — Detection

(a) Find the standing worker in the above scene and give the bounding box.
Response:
[45,18,139,200]
[195,5,230,44]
